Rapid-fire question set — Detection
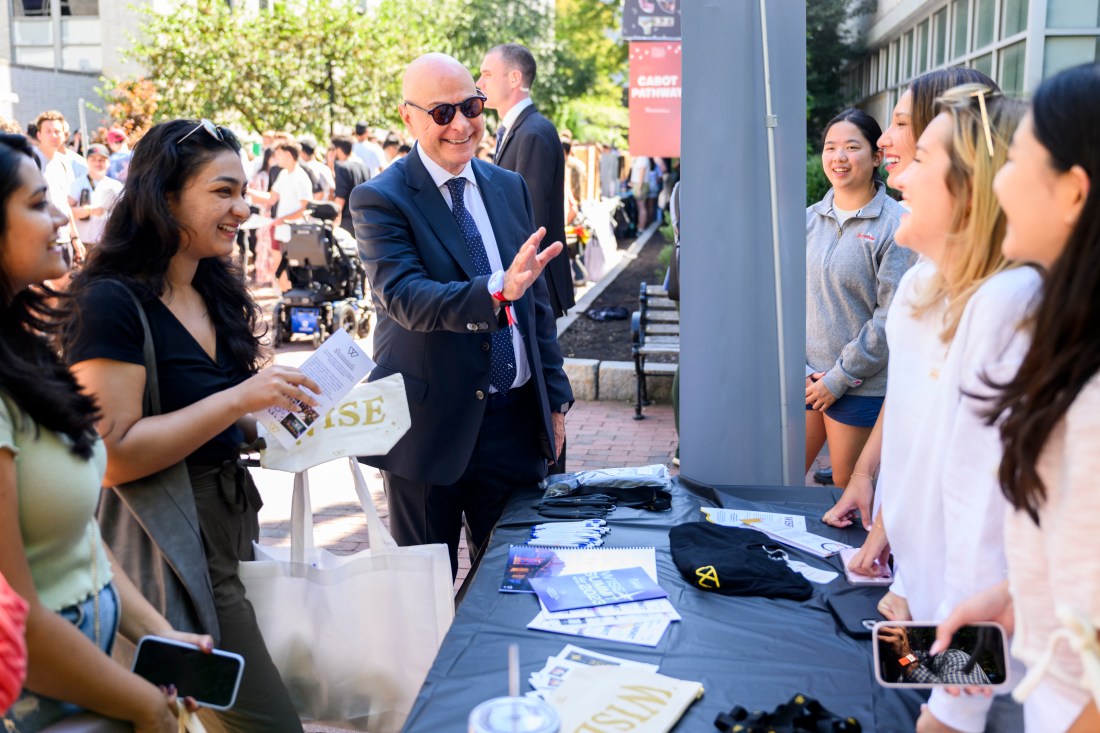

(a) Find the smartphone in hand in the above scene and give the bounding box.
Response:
[132,635,245,710]
[840,547,893,586]
[872,621,1010,689]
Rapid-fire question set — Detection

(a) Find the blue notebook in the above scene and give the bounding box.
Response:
[528,566,668,612]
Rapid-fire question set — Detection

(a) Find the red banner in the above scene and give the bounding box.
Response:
[628,41,681,158]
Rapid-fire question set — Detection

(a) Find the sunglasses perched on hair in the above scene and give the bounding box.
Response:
[403,92,487,126]
[176,118,238,146]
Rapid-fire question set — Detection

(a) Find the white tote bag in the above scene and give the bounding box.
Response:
[239,458,454,732]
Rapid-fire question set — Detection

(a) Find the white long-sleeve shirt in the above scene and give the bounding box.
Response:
[879,262,1040,732]
[1006,371,1100,731]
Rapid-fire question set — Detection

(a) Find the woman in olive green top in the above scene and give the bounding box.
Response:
[0,133,209,732]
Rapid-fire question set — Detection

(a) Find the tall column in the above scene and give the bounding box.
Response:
[678,0,806,488]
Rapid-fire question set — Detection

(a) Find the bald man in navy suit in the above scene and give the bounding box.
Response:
[350,53,573,576]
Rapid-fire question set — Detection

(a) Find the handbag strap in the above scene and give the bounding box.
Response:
[104,279,161,417]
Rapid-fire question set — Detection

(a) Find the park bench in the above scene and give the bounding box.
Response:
[630,281,680,419]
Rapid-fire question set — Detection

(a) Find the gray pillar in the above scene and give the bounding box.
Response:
[679,0,806,488]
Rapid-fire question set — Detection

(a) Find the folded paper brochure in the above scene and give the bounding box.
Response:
[546,665,703,733]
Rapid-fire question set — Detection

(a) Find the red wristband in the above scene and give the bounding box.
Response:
[491,291,515,326]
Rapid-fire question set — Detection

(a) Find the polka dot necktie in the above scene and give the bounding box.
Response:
[445,177,516,394]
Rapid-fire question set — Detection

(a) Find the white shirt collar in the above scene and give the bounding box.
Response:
[415,142,477,191]
[501,97,533,131]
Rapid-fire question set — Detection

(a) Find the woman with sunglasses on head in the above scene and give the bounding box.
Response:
[855,88,1033,731]
[805,108,915,491]
[0,133,211,732]
[934,62,1100,733]
[824,68,998,611]
[61,119,319,732]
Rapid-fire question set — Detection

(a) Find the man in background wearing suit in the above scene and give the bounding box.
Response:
[479,43,575,321]
[351,53,573,576]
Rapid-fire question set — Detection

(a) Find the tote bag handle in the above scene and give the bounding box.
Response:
[289,458,398,565]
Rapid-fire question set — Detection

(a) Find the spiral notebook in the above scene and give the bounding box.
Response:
[500,546,658,593]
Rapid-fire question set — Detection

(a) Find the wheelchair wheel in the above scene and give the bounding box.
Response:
[335,303,357,336]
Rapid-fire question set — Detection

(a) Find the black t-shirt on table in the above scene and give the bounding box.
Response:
[67,280,252,467]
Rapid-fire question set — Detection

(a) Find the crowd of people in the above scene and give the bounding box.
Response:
[808,62,1100,732]
[0,41,1097,733]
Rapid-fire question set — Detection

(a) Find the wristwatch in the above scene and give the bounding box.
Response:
[898,653,918,668]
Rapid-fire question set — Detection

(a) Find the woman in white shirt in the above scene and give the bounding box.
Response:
[935,62,1100,733]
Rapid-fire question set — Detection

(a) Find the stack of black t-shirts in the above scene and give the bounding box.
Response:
[669,522,813,601]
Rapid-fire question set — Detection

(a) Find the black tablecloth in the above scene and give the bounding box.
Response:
[401,479,924,732]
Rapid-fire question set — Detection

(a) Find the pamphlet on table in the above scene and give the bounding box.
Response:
[528,567,668,612]
[527,644,659,699]
[501,545,678,646]
[545,665,703,733]
[253,328,374,449]
[700,507,852,558]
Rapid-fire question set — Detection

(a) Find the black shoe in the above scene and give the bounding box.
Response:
[813,467,834,485]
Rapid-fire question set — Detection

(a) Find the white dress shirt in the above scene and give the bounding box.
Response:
[497,97,533,150]
[418,144,530,392]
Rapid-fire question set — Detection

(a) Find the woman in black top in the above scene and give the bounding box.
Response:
[62,119,319,733]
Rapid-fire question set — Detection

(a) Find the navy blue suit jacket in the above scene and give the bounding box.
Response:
[349,147,573,485]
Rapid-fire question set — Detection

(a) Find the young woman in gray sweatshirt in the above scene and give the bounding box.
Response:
[805,108,916,489]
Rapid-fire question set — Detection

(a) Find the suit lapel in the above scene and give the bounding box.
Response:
[406,148,478,279]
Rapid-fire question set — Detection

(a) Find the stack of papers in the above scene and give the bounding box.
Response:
[527,644,659,699]
[501,546,679,647]
[701,507,854,558]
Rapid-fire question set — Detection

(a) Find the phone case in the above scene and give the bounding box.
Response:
[871,621,1011,689]
[825,585,887,638]
[132,635,245,711]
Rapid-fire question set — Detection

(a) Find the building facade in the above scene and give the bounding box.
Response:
[845,0,1100,124]
[1,0,361,130]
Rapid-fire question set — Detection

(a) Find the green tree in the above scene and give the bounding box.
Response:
[119,0,438,137]
[112,0,627,143]
[806,0,875,145]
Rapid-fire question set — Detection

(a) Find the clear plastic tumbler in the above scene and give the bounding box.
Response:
[467,696,561,733]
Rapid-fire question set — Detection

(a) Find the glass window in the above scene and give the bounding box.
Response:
[1043,36,1100,77]
[933,8,948,66]
[60,17,99,43]
[889,39,899,85]
[975,0,995,48]
[972,52,993,77]
[901,30,913,81]
[14,47,55,66]
[917,19,930,72]
[952,0,969,59]
[1047,0,1100,28]
[879,47,888,89]
[13,0,50,16]
[59,0,98,15]
[1001,0,1028,37]
[999,40,1027,95]
[61,44,101,71]
[870,55,878,94]
[12,19,52,44]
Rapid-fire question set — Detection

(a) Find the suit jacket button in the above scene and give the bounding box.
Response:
[478,322,489,330]
[466,323,477,331]
[481,341,490,352]
[475,390,485,400]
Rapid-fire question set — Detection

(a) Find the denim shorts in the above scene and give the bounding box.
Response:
[806,393,884,428]
[2,583,119,732]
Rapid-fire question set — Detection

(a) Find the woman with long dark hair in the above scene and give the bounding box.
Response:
[0,133,209,731]
[936,62,1100,733]
[805,108,914,489]
[62,119,319,732]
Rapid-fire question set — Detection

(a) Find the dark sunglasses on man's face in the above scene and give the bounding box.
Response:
[404,93,487,126]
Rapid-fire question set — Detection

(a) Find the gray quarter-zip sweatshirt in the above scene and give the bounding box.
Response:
[806,183,916,400]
